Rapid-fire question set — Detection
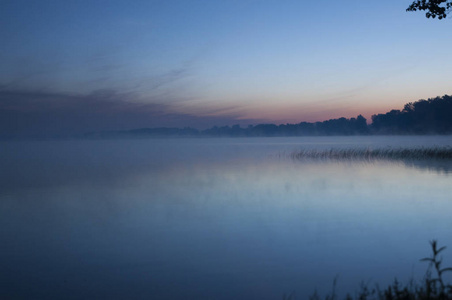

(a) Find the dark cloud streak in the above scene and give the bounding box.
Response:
[0,88,258,138]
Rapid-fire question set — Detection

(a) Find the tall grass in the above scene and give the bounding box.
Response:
[291,147,452,161]
[300,240,452,300]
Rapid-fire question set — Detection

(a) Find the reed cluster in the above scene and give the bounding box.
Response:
[291,147,452,161]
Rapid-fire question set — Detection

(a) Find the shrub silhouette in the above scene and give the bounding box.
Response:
[299,240,452,300]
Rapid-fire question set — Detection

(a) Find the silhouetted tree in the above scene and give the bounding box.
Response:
[314,115,368,135]
[407,0,452,19]
[199,115,368,137]
[249,124,280,136]
[370,95,452,134]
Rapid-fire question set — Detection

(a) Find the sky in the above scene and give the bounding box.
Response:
[1,0,451,136]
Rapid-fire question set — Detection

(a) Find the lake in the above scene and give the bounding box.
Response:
[1,136,452,299]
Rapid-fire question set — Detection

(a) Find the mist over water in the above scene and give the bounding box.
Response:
[1,136,452,299]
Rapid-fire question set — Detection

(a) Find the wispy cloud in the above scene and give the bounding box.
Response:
[0,88,259,138]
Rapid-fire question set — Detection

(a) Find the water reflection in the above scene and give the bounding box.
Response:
[403,159,452,174]
[1,137,452,299]
[291,150,452,174]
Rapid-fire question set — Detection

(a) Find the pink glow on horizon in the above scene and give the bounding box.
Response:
[226,102,406,125]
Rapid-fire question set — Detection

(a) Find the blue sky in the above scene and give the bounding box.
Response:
[1,0,451,135]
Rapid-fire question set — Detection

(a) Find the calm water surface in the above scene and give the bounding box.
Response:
[1,136,452,299]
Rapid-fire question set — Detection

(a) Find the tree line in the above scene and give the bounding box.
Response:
[91,95,452,138]
[114,115,368,137]
[371,94,452,134]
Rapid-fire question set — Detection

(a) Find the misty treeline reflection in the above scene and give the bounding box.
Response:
[97,94,452,138]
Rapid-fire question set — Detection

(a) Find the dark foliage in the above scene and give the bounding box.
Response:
[306,240,452,300]
[201,115,368,137]
[370,95,452,134]
[315,115,368,136]
[82,94,452,139]
[407,0,452,19]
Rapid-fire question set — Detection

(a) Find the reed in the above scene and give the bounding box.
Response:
[291,147,452,161]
